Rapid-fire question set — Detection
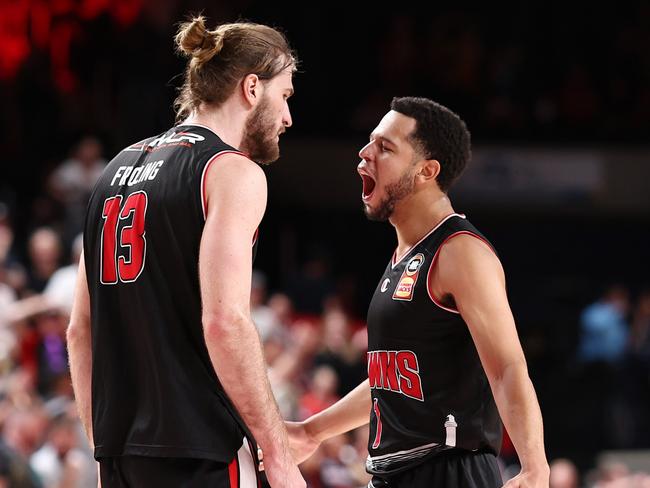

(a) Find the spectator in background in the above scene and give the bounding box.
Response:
[0,209,28,300]
[265,322,320,421]
[549,458,579,488]
[26,229,62,294]
[47,137,106,241]
[0,225,17,326]
[576,285,631,449]
[251,269,282,341]
[268,292,298,329]
[0,216,18,369]
[317,434,358,488]
[42,234,82,314]
[30,414,94,488]
[0,406,47,487]
[299,365,340,420]
[313,308,366,398]
[578,285,629,364]
[34,311,68,398]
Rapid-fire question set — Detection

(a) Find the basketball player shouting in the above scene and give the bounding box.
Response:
[287,98,549,488]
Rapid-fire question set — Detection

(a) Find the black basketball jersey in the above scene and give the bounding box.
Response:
[365,213,502,475]
[83,124,260,463]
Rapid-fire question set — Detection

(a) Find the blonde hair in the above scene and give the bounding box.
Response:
[174,16,297,120]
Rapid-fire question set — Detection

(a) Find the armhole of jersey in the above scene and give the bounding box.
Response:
[200,150,246,220]
[426,231,496,314]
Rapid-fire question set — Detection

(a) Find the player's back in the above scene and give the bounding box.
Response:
[83,124,247,462]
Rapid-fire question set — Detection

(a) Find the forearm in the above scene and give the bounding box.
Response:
[491,362,548,471]
[305,379,371,442]
[204,315,289,456]
[67,325,94,448]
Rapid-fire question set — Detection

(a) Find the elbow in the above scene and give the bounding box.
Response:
[202,310,250,341]
[489,357,529,385]
[66,319,90,344]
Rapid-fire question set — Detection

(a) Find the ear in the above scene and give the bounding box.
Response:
[415,159,441,183]
[241,74,263,108]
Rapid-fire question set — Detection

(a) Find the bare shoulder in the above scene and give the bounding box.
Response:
[204,153,268,207]
[437,233,503,277]
[207,153,267,187]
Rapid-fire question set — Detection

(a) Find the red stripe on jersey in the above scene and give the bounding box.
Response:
[228,453,239,488]
[372,398,383,449]
[201,150,247,219]
[426,231,496,314]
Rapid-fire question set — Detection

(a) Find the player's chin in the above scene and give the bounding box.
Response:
[363,203,388,222]
[255,141,281,165]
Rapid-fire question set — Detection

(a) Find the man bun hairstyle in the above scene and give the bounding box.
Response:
[174,15,298,121]
[175,16,225,65]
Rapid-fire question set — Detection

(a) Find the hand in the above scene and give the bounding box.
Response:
[262,452,306,488]
[285,420,321,464]
[502,467,549,488]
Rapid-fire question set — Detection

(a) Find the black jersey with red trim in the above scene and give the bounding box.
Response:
[83,124,260,463]
[365,213,502,475]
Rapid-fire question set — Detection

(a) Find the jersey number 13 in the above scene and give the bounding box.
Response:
[100,191,148,284]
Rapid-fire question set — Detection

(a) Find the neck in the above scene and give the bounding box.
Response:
[389,190,455,260]
[182,99,249,150]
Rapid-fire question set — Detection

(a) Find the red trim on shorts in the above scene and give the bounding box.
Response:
[426,231,496,314]
[228,453,239,488]
[201,150,246,219]
[252,228,259,246]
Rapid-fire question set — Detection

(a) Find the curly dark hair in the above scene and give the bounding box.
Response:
[390,97,471,192]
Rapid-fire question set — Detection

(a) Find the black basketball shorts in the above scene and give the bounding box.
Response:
[99,439,260,488]
[368,450,502,488]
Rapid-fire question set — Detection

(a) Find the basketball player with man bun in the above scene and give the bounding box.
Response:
[67,16,305,487]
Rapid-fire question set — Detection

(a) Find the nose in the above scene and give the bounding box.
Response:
[358,140,373,160]
[283,103,293,128]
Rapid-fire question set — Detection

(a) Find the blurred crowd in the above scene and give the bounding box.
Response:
[0,137,648,487]
[571,285,650,450]
[2,2,650,187]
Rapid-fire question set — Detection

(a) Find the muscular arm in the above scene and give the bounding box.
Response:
[66,253,93,448]
[433,235,549,484]
[199,154,297,476]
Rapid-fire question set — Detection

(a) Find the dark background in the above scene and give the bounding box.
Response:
[1,0,649,482]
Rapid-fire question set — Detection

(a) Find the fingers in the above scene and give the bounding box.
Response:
[257,443,264,471]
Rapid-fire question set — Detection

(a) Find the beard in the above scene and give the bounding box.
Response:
[241,95,282,164]
[364,169,416,221]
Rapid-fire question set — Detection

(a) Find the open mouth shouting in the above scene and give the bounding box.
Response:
[359,170,376,202]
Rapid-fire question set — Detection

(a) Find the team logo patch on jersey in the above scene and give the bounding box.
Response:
[380,278,391,293]
[405,254,425,276]
[392,253,425,301]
